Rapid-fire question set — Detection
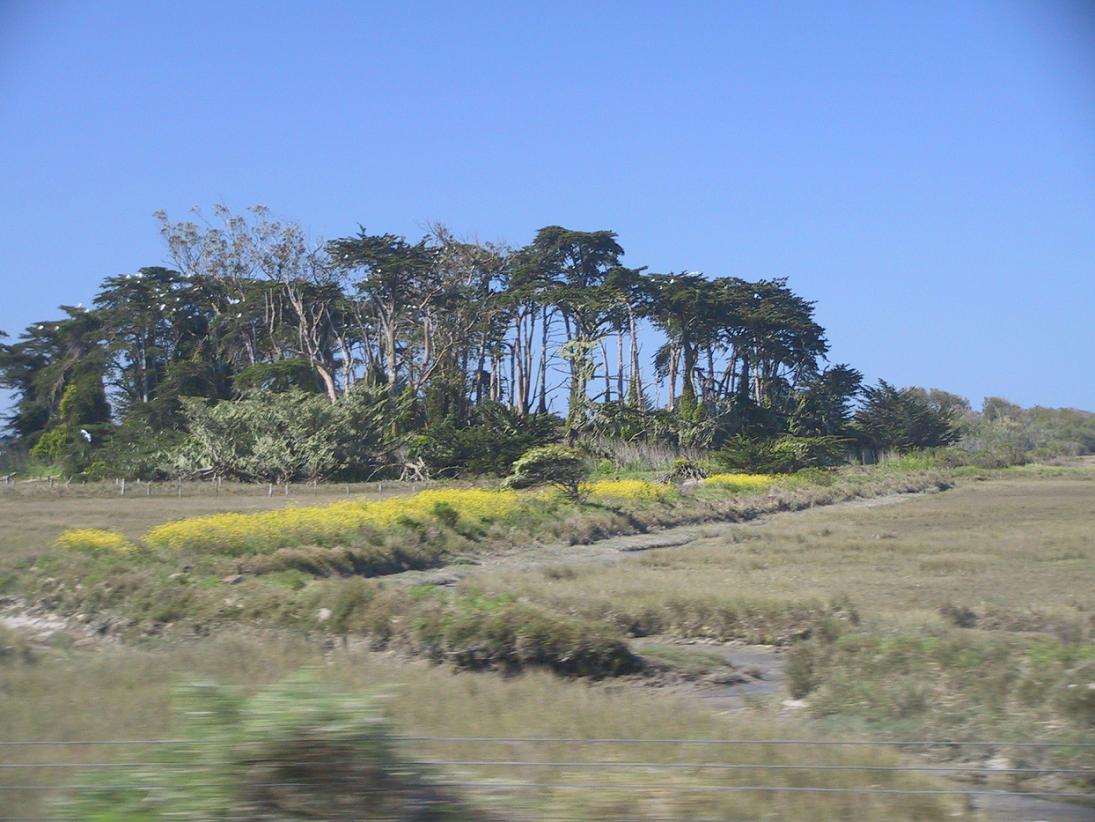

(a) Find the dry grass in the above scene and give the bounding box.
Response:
[3,464,1093,817]
[0,482,422,565]
[470,470,1095,637]
[0,632,966,821]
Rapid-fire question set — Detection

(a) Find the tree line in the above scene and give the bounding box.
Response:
[2,205,1085,481]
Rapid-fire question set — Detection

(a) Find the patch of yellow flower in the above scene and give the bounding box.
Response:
[582,478,675,502]
[143,487,522,555]
[703,473,774,493]
[55,528,137,555]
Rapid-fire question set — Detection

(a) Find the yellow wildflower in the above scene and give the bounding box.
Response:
[144,487,522,555]
[703,473,774,493]
[582,479,675,502]
[55,528,137,555]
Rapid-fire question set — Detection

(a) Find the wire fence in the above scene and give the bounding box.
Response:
[1,735,1092,821]
[0,476,426,500]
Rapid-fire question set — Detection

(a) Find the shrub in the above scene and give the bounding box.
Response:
[81,420,185,481]
[55,674,476,820]
[171,383,399,483]
[717,434,846,474]
[55,529,137,555]
[503,445,589,499]
[415,593,642,678]
[853,381,963,456]
[29,427,70,463]
[410,403,562,476]
[662,458,708,483]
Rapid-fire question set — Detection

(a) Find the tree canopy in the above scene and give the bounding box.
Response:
[1,204,1022,480]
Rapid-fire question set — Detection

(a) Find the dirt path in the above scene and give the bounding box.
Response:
[395,487,927,588]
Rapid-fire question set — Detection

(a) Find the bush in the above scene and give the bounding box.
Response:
[853,381,963,456]
[415,593,642,678]
[409,404,562,477]
[503,445,589,499]
[171,384,398,483]
[662,458,708,483]
[56,674,475,820]
[717,434,846,474]
[83,419,185,480]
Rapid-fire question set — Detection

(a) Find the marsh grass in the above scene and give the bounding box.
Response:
[2,467,956,680]
[0,633,967,821]
[5,462,1095,807]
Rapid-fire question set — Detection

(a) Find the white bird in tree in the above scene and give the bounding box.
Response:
[79,429,92,443]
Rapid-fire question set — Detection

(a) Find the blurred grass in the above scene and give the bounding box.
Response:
[0,632,967,821]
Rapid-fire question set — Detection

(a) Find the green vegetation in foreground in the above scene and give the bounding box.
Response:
[0,633,966,822]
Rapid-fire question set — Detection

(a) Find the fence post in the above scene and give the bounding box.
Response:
[120,478,126,496]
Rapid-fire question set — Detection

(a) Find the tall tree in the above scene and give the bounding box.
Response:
[327,228,438,398]
[525,226,625,435]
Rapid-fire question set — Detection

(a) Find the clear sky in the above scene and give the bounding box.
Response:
[2,0,1093,411]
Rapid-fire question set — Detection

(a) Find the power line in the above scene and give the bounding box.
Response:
[2,735,1093,747]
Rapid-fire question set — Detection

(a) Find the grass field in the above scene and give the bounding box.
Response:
[2,463,1094,819]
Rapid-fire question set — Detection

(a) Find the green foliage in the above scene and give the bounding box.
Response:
[853,380,963,456]
[503,444,589,498]
[409,403,562,476]
[795,628,1095,743]
[789,365,862,436]
[967,398,1095,458]
[662,458,708,483]
[173,383,397,482]
[58,379,110,428]
[4,207,1088,482]
[82,418,185,480]
[56,674,474,821]
[29,426,70,463]
[717,434,846,474]
[588,401,667,443]
[233,357,324,394]
[415,592,641,677]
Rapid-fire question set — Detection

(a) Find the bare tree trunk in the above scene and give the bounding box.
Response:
[475,344,486,405]
[384,313,398,395]
[667,344,679,412]
[316,364,338,403]
[600,340,612,403]
[537,306,549,414]
[616,329,624,402]
[509,338,516,409]
[705,346,716,403]
[514,311,530,417]
[627,306,642,406]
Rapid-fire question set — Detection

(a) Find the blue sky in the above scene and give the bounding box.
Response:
[2,0,1094,410]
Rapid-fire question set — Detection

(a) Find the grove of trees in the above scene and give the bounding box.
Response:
[2,205,1088,481]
